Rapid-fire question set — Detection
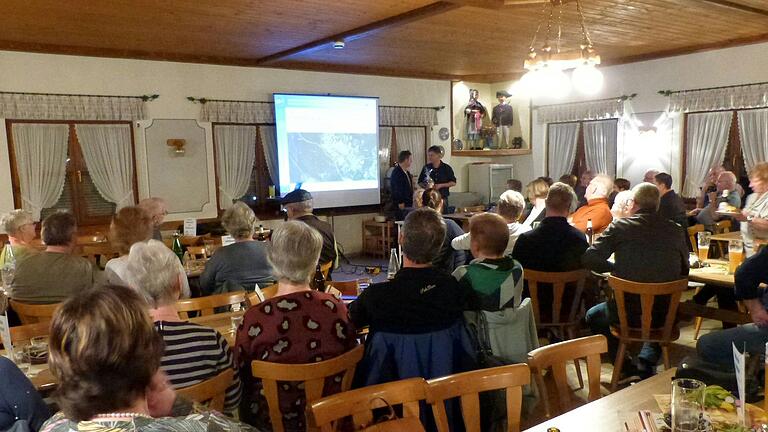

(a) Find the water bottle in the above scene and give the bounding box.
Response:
[387,248,400,280]
[1,242,16,290]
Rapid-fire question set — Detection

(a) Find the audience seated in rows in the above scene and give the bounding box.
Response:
[43,286,256,432]
[654,172,688,229]
[234,221,356,431]
[420,189,465,273]
[570,174,614,234]
[584,182,689,379]
[451,190,530,256]
[104,206,191,299]
[521,177,549,227]
[0,356,50,431]
[10,211,99,304]
[697,245,768,368]
[199,202,273,294]
[282,189,337,267]
[122,239,241,414]
[137,197,168,241]
[693,170,740,232]
[0,209,38,262]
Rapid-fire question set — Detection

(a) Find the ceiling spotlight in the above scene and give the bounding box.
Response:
[332,40,345,49]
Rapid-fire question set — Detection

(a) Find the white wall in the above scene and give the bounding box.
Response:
[0,51,454,251]
[525,41,768,189]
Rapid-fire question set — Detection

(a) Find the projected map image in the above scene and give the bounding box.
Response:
[286,132,377,183]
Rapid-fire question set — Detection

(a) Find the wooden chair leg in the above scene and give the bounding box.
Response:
[661,345,671,370]
[693,317,704,340]
[610,341,627,392]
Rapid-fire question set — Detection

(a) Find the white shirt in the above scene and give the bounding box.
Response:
[451,222,531,256]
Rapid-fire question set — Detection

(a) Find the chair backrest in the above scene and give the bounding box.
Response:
[687,224,705,255]
[81,244,119,269]
[311,377,427,432]
[175,368,233,412]
[527,335,608,417]
[426,364,530,432]
[259,283,279,300]
[715,220,732,234]
[180,234,211,246]
[607,276,688,341]
[186,245,207,260]
[320,261,333,279]
[10,300,61,324]
[10,321,51,344]
[246,290,263,308]
[175,291,247,320]
[252,345,364,432]
[522,269,588,326]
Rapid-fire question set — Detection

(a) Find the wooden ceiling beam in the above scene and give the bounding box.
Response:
[255,1,461,65]
[699,0,768,17]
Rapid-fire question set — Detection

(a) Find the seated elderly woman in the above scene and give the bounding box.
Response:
[235,221,356,431]
[419,188,466,272]
[199,202,273,294]
[42,285,257,432]
[0,209,38,261]
[104,206,190,298]
[122,240,241,414]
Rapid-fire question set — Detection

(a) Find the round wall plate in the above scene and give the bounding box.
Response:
[438,127,450,141]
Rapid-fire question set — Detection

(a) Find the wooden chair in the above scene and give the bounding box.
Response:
[176,368,233,412]
[426,364,530,432]
[528,335,608,418]
[246,290,263,307]
[81,244,119,269]
[608,276,688,391]
[186,245,208,260]
[258,283,279,300]
[523,268,588,387]
[714,220,733,257]
[9,321,50,344]
[180,234,211,247]
[175,291,247,320]
[252,345,364,432]
[9,300,61,324]
[320,261,333,279]
[687,224,705,256]
[311,377,427,432]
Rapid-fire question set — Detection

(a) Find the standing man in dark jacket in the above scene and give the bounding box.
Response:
[654,172,688,228]
[282,189,337,267]
[389,150,414,220]
[583,182,689,378]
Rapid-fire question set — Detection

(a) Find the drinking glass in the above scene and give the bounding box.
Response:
[1,266,15,289]
[671,378,705,432]
[230,315,244,334]
[203,239,215,257]
[12,344,31,376]
[697,232,711,262]
[728,239,744,274]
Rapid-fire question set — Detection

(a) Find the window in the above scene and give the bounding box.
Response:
[6,120,138,226]
[682,110,748,190]
[546,119,618,178]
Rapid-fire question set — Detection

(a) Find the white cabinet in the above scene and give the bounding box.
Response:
[468,163,514,205]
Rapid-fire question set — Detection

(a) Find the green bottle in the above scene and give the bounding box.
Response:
[1,242,16,290]
[171,233,184,264]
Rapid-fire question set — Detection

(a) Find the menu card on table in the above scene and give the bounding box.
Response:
[221,235,236,247]
[0,314,12,359]
[183,218,197,237]
[732,342,746,425]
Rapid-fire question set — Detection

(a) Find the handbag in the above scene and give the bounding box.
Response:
[466,310,507,368]
[358,397,425,432]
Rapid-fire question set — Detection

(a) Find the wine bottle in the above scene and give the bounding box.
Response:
[586,218,594,245]
[171,233,184,264]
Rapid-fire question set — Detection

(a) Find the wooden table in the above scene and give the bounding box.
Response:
[711,231,742,242]
[443,212,482,232]
[524,368,675,431]
[688,260,734,288]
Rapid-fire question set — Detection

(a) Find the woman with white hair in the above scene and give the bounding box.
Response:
[123,239,241,414]
[0,209,38,260]
[199,202,272,294]
[234,221,356,430]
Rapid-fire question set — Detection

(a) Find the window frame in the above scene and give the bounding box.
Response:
[545,118,619,178]
[5,119,139,226]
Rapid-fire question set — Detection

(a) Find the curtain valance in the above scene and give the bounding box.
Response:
[665,83,768,112]
[197,99,439,127]
[536,98,627,123]
[0,93,147,120]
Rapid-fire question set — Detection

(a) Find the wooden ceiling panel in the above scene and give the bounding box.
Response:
[1,0,767,81]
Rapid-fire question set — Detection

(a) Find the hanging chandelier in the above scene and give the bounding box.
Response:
[520,0,603,97]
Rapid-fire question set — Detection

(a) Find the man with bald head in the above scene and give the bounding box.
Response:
[693,170,741,232]
[138,197,168,241]
[643,169,660,184]
[570,174,614,234]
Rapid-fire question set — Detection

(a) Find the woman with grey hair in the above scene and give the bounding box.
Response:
[199,202,272,294]
[234,221,356,430]
[122,239,242,414]
[0,209,38,260]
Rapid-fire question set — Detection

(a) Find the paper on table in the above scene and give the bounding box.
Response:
[733,342,746,426]
[0,314,13,359]
[183,218,197,237]
[221,235,236,247]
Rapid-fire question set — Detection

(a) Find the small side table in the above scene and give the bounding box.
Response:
[362,219,395,259]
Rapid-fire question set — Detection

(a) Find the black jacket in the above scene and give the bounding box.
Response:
[389,165,413,208]
[296,214,337,265]
[658,190,688,229]
[734,246,768,309]
[512,216,589,272]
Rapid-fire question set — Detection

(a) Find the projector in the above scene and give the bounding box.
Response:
[332,40,345,49]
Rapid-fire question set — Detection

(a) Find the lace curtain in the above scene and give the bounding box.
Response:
[394,127,426,171]
[682,111,732,197]
[379,127,394,188]
[668,83,768,112]
[259,126,278,185]
[214,125,257,209]
[200,101,274,123]
[583,120,618,176]
[379,106,438,126]
[11,124,69,220]
[547,122,580,178]
[75,124,135,209]
[737,108,768,172]
[537,99,625,124]
[0,94,146,120]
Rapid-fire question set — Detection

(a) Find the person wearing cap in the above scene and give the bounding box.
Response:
[492,90,514,149]
[417,145,456,209]
[282,189,337,267]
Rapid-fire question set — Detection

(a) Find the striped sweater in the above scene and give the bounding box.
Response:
[154,321,242,413]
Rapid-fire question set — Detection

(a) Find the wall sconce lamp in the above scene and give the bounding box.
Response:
[167,139,186,155]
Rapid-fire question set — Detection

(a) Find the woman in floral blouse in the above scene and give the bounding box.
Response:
[235,221,357,431]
